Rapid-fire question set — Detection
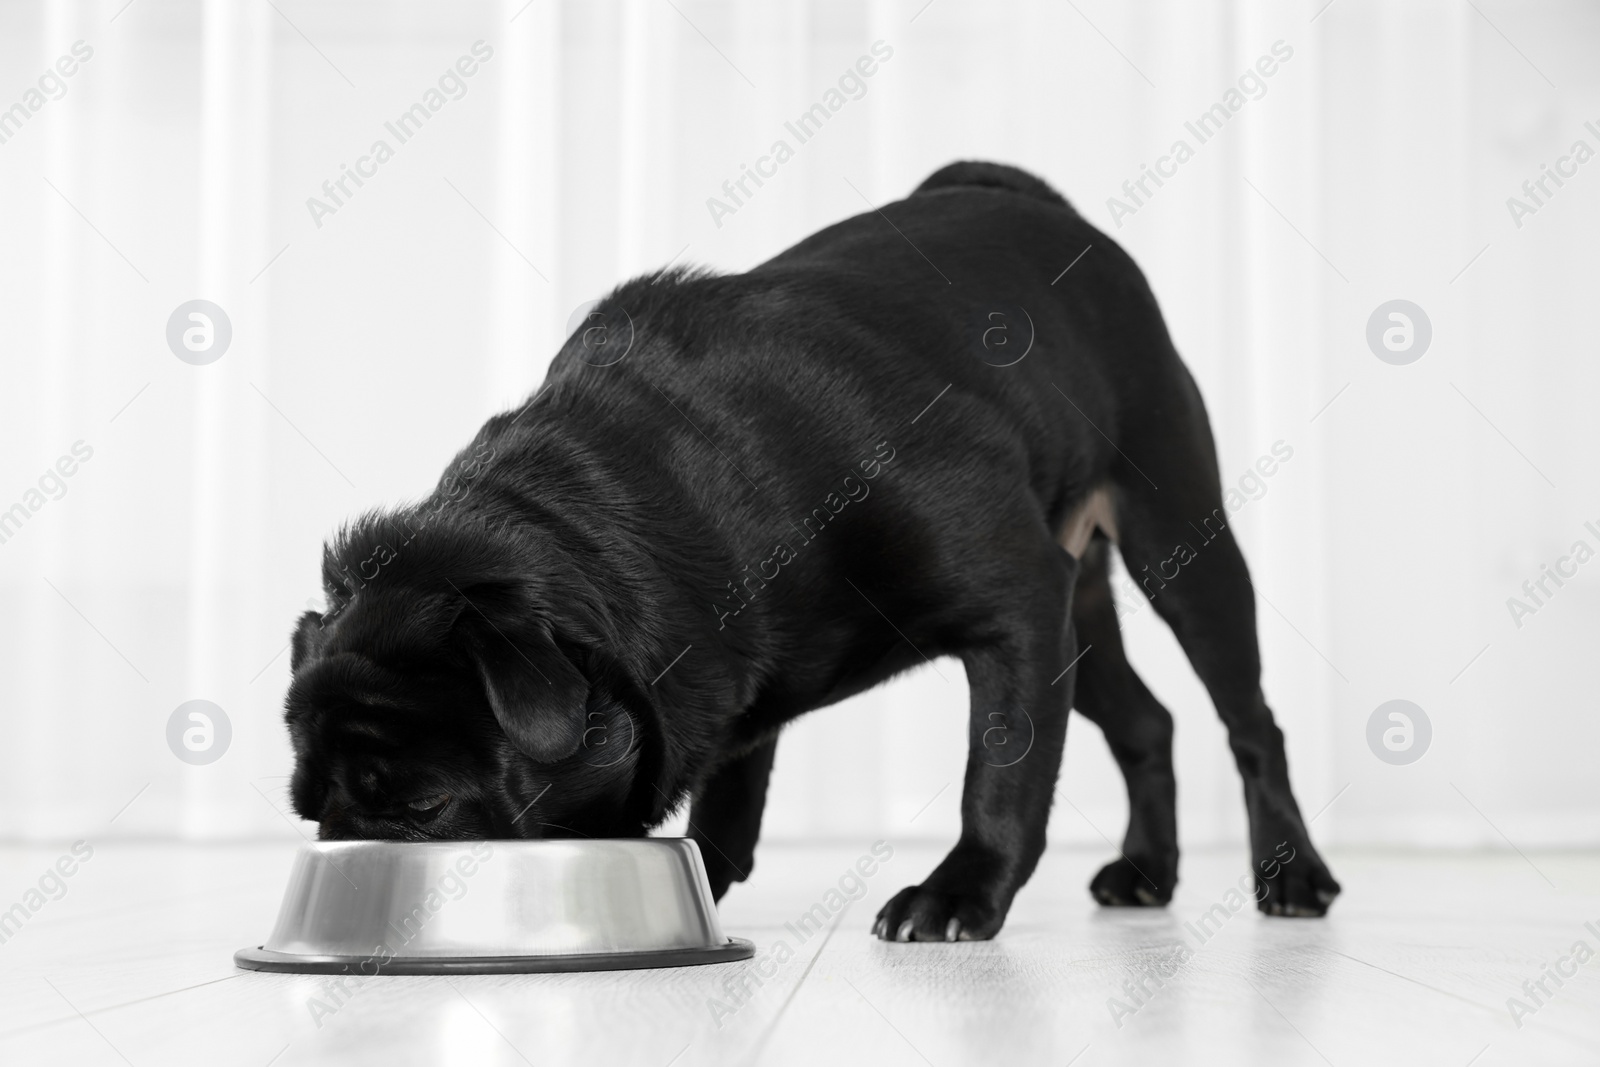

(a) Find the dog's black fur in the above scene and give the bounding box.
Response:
[285,161,1340,941]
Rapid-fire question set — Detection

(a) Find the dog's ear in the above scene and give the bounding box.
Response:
[290,610,325,672]
[288,751,327,822]
[463,619,590,762]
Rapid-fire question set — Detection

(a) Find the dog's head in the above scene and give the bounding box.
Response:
[283,518,655,842]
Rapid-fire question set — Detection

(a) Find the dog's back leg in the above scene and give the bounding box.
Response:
[1109,378,1341,915]
[1069,537,1180,906]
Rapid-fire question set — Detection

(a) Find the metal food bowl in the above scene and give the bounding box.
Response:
[235,838,753,975]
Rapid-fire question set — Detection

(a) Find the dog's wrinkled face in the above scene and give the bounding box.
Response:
[284,581,648,842]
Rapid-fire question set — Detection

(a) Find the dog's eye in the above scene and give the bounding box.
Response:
[405,795,450,822]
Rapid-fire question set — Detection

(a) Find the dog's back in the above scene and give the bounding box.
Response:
[909,160,1076,208]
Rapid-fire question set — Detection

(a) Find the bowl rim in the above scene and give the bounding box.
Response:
[234,939,754,975]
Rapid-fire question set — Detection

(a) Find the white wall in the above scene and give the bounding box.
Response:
[0,0,1594,852]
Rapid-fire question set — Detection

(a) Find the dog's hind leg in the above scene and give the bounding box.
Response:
[1069,537,1180,906]
[1110,413,1341,916]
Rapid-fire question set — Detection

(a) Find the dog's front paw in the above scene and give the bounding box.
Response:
[872,883,1003,942]
[1255,841,1341,917]
[1089,855,1176,907]
[704,866,735,903]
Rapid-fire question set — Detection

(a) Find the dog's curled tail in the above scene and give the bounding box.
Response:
[911,161,1075,213]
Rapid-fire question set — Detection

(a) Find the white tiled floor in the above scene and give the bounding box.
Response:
[1,841,1597,1066]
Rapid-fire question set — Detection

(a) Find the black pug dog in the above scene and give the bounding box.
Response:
[285,161,1340,942]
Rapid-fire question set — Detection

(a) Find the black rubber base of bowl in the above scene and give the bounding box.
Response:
[234,938,754,975]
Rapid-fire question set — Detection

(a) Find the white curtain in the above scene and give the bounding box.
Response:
[2,0,1594,851]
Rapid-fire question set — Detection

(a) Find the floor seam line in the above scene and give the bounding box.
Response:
[742,901,852,1066]
[0,973,245,1040]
